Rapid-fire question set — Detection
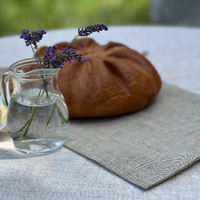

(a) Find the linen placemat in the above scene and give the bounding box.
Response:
[64,83,200,189]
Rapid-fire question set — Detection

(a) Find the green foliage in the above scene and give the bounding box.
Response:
[0,0,151,36]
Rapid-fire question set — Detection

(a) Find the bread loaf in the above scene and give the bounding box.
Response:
[39,38,162,118]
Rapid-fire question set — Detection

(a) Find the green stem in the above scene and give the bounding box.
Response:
[45,89,50,99]
[41,89,45,97]
[66,35,79,49]
[42,78,50,98]
[30,88,42,105]
[56,104,69,124]
[46,103,57,126]
[11,119,30,134]
[31,44,41,69]
[37,50,43,68]
[19,107,38,140]
[32,44,51,100]
[38,88,42,97]
[46,103,69,126]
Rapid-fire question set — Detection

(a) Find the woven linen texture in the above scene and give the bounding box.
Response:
[65,83,200,189]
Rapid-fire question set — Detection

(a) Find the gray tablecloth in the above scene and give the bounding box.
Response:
[1,26,200,199]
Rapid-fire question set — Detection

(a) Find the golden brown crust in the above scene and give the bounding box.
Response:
[38,38,162,118]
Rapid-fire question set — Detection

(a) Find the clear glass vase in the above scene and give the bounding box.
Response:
[1,58,69,155]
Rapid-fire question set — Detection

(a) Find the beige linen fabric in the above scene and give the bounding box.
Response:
[65,83,200,189]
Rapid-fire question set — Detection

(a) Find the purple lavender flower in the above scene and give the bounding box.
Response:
[81,58,87,62]
[78,24,108,36]
[43,45,57,68]
[43,48,87,69]
[41,80,51,91]
[40,84,47,91]
[20,30,46,49]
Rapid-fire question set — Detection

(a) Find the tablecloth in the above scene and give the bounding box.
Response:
[1,26,200,199]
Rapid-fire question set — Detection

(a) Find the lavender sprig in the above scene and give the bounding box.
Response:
[43,48,87,69]
[43,45,57,68]
[78,24,108,36]
[43,24,107,68]
[20,30,46,49]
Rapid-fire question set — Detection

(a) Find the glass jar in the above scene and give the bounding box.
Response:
[1,58,70,155]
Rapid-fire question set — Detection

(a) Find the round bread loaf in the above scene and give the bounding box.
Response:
[38,38,161,118]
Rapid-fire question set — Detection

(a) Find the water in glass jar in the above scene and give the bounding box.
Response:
[7,89,69,155]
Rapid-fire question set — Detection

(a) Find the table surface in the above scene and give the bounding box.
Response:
[0,26,200,200]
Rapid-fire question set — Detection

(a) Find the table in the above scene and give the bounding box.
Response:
[0,26,200,199]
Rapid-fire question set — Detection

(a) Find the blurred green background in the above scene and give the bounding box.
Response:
[0,0,151,37]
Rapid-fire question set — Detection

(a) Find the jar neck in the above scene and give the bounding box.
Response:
[10,58,60,82]
[9,58,61,96]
